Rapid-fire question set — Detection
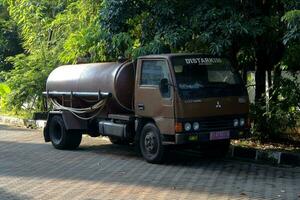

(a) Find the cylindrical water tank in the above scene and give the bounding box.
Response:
[46,61,135,113]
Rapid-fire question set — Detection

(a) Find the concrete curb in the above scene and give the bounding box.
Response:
[0,115,46,129]
[230,146,300,166]
[1,115,300,166]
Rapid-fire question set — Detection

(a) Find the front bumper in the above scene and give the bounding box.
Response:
[174,129,249,145]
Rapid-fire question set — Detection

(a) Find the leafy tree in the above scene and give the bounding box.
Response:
[2,0,103,112]
[99,0,298,92]
[55,0,106,63]
[0,82,10,109]
[282,9,300,71]
[100,0,299,137]
[0,1,22,71]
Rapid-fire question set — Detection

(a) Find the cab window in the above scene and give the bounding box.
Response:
[140,60,171,98]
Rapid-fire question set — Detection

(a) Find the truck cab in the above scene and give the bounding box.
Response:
[134,54,249,162]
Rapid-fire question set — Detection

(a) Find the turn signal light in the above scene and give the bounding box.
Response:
[233,119,239,127]
[175,122,183,132]
[184,122,192,131]
[240,118,245,127]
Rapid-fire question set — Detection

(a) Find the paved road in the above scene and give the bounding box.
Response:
[0,123,300,200]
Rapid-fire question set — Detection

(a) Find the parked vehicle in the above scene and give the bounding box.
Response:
[43,53,250,163]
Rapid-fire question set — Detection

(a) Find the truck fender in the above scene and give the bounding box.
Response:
[44,111,88,142]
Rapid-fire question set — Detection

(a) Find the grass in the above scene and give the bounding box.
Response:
[232,138,300,153]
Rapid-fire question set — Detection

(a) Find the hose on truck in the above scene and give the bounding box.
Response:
[50,98,108,120]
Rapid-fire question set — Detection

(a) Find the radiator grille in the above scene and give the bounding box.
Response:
[198,117,235,131]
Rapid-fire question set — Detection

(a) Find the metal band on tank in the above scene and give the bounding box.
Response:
[113,60,134,112]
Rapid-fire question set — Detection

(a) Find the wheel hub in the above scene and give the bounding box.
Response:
[144,131,157,153]
[51,122,63,144]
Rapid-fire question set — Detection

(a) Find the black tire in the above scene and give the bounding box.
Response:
[201,140,230,158]
[49,115,82,150]
[108,136,129,145]
[140,123,165,164]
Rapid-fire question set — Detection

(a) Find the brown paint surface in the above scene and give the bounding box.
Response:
[134,59,175,134]
[46,62,135,113]
[175,95,249,119]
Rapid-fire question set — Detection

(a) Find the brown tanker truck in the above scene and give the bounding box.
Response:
[43,53,250,163]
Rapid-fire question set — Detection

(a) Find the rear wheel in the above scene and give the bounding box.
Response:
[140,123,165,164]
[49,115,82,150]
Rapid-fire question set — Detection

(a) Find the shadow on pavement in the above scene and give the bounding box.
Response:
[81,142,225,166]
[0,187,30,200]
[0,139,299,200]
[0,124,35,133]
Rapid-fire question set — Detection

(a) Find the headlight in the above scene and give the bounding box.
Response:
[240,118,245,126]
[193,122,200,130]
[184,122,192,131]
[233,119,239,127]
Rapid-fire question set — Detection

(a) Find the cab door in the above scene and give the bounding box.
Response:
[135,59,175,134]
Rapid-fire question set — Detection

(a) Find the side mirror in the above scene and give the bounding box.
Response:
[159,78,169,95]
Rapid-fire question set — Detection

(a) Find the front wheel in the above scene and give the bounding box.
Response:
[49,115,82,150]
[139,123,165,164]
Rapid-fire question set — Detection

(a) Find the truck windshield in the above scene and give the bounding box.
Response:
[171,57,246,100]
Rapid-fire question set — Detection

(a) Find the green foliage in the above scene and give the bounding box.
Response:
[3,52,57,110]
[98,0,299,80]
[55,0,106,63]
[100,0,286,60]
[0,83,10,111]
[281,9,300,71]
[0,83,10,94]
[1,0,103,112]
[0,2,23,71]
[282,10,300,45]
[251,75,300,141]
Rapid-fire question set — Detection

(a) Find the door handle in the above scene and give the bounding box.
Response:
[138,104,145,110]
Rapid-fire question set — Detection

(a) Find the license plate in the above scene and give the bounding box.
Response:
[209,130,230,140]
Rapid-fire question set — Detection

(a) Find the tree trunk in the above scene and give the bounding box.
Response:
[255,68,266,102]
[242,68,248,85]
[254,50,269,136]
[272,66,282,99]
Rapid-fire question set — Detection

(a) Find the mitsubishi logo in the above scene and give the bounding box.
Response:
[216,101,222,109]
